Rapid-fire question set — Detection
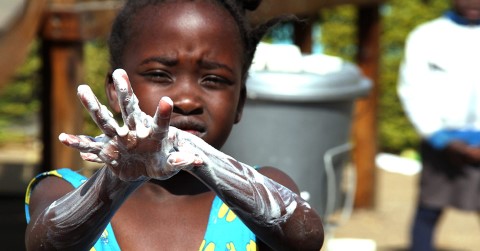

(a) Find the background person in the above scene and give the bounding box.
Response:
[397,0,480,250]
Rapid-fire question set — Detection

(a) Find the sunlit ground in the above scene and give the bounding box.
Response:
[326,166,480,251]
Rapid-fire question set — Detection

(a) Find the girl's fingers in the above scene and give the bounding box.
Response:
[167,152,204,168]
[136,111,151,139]
[98,142,120,167]
[117,130,138,150]
[80,152,103,163]
[77,85,119,137]
[58,133,103,154]
[152,96,173,138]
[112,69,142,131]
[112,69,161,139]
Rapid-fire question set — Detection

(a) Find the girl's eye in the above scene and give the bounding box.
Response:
[201,75,233,89]
[143,71,173,84]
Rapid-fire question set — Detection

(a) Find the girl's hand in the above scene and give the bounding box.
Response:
[58,69,197,181]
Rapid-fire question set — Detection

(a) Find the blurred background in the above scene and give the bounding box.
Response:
[1,0,478,250]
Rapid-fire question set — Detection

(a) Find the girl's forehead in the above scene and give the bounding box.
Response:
[122,1,244,70]
[137,1,237,27]
[128,2,243,50]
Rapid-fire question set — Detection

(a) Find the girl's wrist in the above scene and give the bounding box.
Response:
[98,166,148,200]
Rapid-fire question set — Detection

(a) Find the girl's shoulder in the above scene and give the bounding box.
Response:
[257,166,300,194]
[25,168,85,222]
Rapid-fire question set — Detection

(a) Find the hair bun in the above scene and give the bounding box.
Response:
[242,0,261,11]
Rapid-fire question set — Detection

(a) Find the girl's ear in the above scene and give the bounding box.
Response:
[234,86,246,124]
[105,70,121,113]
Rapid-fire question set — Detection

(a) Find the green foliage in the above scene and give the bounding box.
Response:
[320,5,357,62]
[0,41,41,144]
[0,39,110,144]
[83,40,111,137]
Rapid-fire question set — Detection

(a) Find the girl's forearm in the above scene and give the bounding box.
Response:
[186,147,323,251]
[191,155,298,225]
[27,166,145,251]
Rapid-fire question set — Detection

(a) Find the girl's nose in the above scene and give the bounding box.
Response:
[172,85,204,115]
[173,98,203,115]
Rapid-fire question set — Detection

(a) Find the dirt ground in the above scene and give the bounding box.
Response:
[324,168,480,251]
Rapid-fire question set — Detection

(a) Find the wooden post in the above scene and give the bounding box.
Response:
[40,5,87,171]
[40,1,121,171]
[41,40,84,171]
[293,15,317,54]
[352,4,380,208]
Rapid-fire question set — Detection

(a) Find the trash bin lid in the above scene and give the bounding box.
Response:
[246,62,372,102]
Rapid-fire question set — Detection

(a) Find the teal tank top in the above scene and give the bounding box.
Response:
[25,168,257,251]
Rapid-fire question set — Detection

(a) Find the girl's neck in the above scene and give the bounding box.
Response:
[146,171,211,196]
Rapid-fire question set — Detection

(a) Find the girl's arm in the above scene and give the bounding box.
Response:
[171,128,324,251]
[25,166,144,251]
[26,69,194,250]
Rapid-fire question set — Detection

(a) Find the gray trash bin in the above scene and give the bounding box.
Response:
[221,61,371,219]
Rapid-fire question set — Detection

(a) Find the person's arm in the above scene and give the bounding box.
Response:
[26,69,195,250]
[424,129,480,167]
[443,140,480,167]
[25,167,144,251]
[171,128,324,251]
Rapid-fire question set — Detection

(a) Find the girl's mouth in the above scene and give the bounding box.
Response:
[170,119,206,138]
[183,129,202,137]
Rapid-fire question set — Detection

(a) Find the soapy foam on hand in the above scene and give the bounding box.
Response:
[112,69,152,139]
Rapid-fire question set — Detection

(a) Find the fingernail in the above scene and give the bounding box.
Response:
[117,125,129,137]
[136,124,150,139]
[58,133,67,141]
[161,96,173,106]
[112,69,128,92]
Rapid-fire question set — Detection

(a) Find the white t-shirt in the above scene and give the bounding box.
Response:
[398,16,480,138]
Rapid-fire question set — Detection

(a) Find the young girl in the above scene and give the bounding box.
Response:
[25,0,324,250]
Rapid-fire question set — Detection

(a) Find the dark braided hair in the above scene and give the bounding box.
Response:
[108,0,291,83]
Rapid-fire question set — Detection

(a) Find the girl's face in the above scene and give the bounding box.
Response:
[108,1,245,149]
[453,0,480,21]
